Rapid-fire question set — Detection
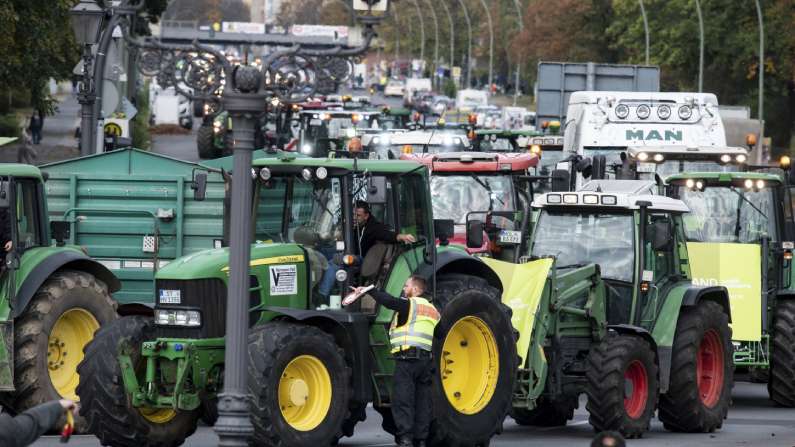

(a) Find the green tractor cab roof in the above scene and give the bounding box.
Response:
[253,156,423,175]
[0,163,44,180]
[626,145,749,164]
[533,191,689,213]
[667,171,783,186]
[476,129,543,138]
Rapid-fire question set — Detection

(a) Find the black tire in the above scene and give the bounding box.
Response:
[11,270,117,430]
[769,300,795,406]
[658,300,733,432]
[222,131,234,156]
[586,333,658,439]
[192,99,205,118]
[510,397,574,427]
[428,274,517,447]
[248,322,351,446]
[76,316,200,446]
[197,125,216,159]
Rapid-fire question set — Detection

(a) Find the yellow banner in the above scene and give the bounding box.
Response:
[482,257,553,366]
[686,242,761,341]
[221,255,305,272]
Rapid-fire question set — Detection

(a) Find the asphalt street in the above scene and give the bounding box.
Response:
[32,382,795,447]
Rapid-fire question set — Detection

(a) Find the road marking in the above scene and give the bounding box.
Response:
[538,420,589,431]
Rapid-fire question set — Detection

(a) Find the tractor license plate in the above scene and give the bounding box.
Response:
[637,162,656,173]
[498,230,522,244]
[159,289,181,304]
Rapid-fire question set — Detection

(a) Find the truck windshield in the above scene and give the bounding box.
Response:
[255,176,342,249]
[430,174,516,230]
[641,160,740,180]
[676,186,777,243]
[531,211,635,282]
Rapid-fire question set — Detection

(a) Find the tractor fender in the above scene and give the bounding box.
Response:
[11,250,120,319]
[416,250,503,292]
[682,286,732,323]
[263,306,373,405]
[608,324,672,392]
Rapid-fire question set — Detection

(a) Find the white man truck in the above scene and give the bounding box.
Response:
[561,91,749,189]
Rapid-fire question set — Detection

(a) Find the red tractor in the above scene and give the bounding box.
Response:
[401,152,538,258]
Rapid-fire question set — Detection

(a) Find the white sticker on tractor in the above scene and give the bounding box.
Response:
[270,265,298,296]
[159,289,181,304]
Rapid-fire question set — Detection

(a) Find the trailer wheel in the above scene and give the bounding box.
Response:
[11,270,117,430]
[76,316,200,446]
[248,322,351,446]
[197,124,216,159]
[659,300,732,432]
[429,274,517,447]
[769,299,795,406]
[510,396,574,427]
[586,333,658,438]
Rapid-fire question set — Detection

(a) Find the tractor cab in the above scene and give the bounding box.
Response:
[528,191,691,326]
[615,145,748,183]
[368,130,471,159]
[401,151,538,258]
[472,129,543,153]
[294,109,383,157]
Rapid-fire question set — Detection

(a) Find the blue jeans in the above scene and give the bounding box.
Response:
[318,260,339,297]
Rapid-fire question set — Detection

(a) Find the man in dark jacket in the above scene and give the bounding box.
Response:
[0,206,12,252]
[354,200,415,257]
[0,399,77,446]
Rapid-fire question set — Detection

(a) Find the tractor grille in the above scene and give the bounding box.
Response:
[154,277,260,339]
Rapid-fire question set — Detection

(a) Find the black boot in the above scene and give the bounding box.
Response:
[396,436,413,447]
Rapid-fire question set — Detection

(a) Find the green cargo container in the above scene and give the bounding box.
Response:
[41,149,226,305]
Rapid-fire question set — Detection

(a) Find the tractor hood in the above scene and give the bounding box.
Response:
[157,243,307,281]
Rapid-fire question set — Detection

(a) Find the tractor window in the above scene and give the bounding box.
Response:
[15,179,42,250]
[644,213,675,283]
[398,174,430,239]
[678,186,778,243]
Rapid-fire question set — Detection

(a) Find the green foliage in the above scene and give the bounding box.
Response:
[132,82,151,150]
[443,78,457,99]
[0,114,22,138]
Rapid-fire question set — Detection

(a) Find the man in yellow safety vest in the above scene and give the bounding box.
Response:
[349,275,440,447]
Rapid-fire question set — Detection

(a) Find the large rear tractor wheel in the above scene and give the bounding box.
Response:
[511,396,575,427]
[248,322,352,446]
[769,300,795,406]
[429,274,517,446]
[659,300,732,432]
[196,124,216,159]
[77,316,200,446]
[586,333,658,438]
[11,271,117,429]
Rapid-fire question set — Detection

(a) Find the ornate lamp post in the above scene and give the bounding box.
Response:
[123,3,388,445]
[69,0,105,157]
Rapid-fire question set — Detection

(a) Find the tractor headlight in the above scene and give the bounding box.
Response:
[657,104,672,120]
[637,152,649,161]
[155,309,201,327]
[316,167,328,180]
[636,104,651,120]
[615,104,630,119]
[302,168,313,181]
[301,144,313,154]
[736,154,747,163]
[720,154,732,163]
[213,122,222,134]
[744,179,754,189]
[678,105,693,120]
[335,269,348,282]
[259,167,271,181]
[653,153,664,162]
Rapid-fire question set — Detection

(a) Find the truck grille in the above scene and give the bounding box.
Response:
[154,277,260,339]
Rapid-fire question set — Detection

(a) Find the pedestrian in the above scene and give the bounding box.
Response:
[0,399,78,447]
[17,124,38,165]
[347,275,440,447]
[28,109,43,145]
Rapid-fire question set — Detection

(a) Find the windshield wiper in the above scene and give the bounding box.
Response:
[730,187,768,237]
[469,174,505,210]
[556,262,588,270]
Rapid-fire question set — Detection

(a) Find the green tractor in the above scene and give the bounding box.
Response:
[76,156,518,446]
[666,170,795,405]
[0,164,119,422]
[479,189,734,437]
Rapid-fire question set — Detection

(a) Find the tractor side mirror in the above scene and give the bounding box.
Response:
[550,169,570,192]
[366,176,387,204]
[466,219,484,248]
[192,173,208,201]
[50,221,70,246]
[0,181,9,209]
[591,155,607,180]
[576,157,593,179]
[434,219,454,246]
[649,221,673,251]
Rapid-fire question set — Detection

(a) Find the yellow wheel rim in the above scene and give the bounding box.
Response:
[139,407,178,424]
[48,308,100,401]
[278,355,332,431]
[440,316,499,415]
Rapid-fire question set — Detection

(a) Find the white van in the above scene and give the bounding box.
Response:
[403,78,432,105]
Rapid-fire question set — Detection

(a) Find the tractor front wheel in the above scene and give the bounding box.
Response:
[658,300,732,432]
[12,271,117,430]
[196,124,216,159]
[769,300,795,406]
[248,322,351,446]
[77,316,200,446]
[586,333,658,438]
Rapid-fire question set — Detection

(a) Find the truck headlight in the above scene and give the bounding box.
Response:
[155,309,201,327]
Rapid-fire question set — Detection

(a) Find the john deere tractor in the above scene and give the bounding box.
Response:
[473,190,734,437]
[0,164,119,423]
[77,156,518,446]
[667,170,795,406]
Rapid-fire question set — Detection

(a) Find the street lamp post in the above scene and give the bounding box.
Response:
[409,0,425,72]
[512,0,524,106]
[754,0,765,162]
[69,0,105,157]
[456,0,472,88]
[478,0,494,89]
[438,0,454,84]
[423,0,440,87]
[638,0,650,65]
[695,0,704,92]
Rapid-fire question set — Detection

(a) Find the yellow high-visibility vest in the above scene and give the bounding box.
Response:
[389,296,441,354]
